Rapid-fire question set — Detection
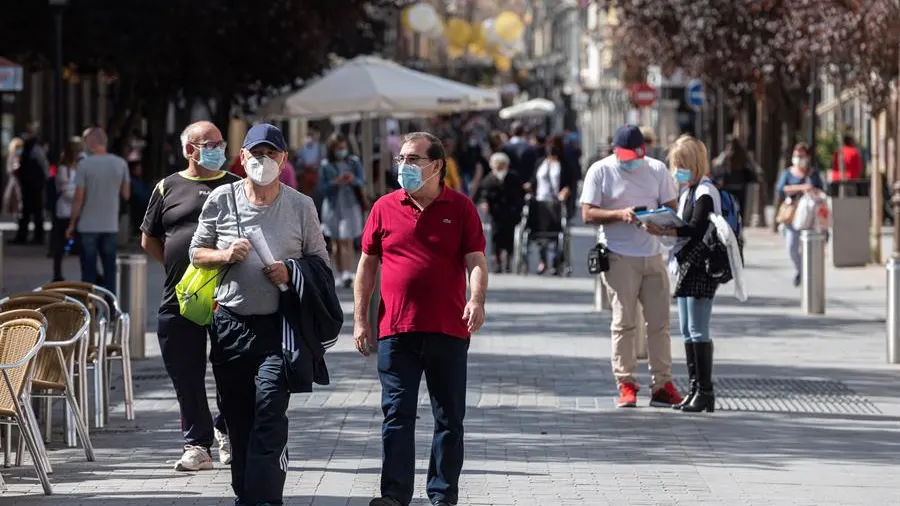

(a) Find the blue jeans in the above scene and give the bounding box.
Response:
[676,297,714,343]
[78,232,118,295]
[378,332,469,506]
[783,225,802,277]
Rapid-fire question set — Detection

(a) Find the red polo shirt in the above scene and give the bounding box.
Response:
[362,186,486,340]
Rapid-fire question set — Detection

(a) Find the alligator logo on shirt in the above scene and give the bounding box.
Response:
[442,218,452,224]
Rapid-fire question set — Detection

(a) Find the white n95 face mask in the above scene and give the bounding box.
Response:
[245,156,280,186]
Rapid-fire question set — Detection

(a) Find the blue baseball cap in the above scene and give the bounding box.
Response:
[612,125,646,161]
[243,123,287,152]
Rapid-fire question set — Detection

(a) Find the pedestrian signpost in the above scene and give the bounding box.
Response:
[686,79,705,139]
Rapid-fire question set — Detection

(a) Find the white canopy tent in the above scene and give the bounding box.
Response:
[257,55,500,119]
[498,98,556,120]
[255,55,501,195]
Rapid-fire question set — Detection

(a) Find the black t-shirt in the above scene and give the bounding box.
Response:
[141,170,241,309]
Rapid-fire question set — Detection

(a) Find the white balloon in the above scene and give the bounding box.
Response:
[426,19,445,39]
[408,2,439,34]
[482,18,502,45]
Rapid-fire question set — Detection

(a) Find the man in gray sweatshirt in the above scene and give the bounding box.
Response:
[189,123,328,506]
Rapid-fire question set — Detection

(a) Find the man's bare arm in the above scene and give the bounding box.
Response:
[583,204,633,225]
[141,233,164,264]
[465,252,488,304]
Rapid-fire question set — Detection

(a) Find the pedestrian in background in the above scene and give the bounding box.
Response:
[51,136,82,281]
[711,136,758,218]
[580,125,684,409]
[190,123,329,506]
[776,142,825,287]
[319,132,365,289]
[645,135,719,413]
[528,135,576,276]
[475,152,524,273]
[65,127,130,294]
[141,121,239,472]
[11,122,49,245]
[354,131,488,506]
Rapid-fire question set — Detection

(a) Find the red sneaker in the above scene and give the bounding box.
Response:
[650,381,684,407]
[616,383,639,408]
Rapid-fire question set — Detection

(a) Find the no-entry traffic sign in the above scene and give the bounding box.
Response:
[630,83,657,108]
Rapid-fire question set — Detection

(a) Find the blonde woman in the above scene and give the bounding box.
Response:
[644,135,717,413]
[2,137,23,217]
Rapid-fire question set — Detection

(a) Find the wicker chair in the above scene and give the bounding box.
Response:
[0,311,46,468]
[40,282,134,424]
[39,288,108,429]
[0,318,51,495]
[0,295,66,312]
[24,302,95,460]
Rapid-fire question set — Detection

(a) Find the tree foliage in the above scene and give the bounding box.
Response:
[0,0,387,102]
[613,0,900,113]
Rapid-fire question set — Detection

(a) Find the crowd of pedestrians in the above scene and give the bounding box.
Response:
[0,111,849,506]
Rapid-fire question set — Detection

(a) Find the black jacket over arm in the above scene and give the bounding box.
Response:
[279,255,343,393]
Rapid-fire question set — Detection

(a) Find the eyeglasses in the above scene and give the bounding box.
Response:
[394,155,431,165]
[192,141,227,150]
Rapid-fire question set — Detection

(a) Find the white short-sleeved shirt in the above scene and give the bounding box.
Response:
[580,154,678,257]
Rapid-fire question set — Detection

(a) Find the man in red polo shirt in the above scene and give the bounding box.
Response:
[354,131,488,506]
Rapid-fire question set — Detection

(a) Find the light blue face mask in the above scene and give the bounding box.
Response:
[198,147,226,170]
[397,161,436,193]
[674,168,692,184]
[618,159,643,173]
[335,149,348,160]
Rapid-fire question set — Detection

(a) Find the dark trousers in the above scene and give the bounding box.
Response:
[378,332,469,506]
[491,219,516,256]
[15,185,44,243]
[157,308,226,449]
[212,308,289,506]
[51,217,71,280]
[78,232,117,295]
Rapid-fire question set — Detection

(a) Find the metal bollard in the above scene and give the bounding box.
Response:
[801,230,826,315]
[594,275,611,311]
[115,254,147,359]
[887,257,900,364]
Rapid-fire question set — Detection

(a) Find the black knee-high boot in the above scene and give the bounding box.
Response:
[673,342,696,410]
[682,341,714,413]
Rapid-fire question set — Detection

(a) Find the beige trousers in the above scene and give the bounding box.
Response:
[601,252,673,390]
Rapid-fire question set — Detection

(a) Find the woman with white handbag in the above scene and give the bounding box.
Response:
[775,142,825,287]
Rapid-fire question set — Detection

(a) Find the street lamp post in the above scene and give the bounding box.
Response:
[49,0,68,164]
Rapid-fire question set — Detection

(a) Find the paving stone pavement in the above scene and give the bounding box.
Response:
[1,227,900,505]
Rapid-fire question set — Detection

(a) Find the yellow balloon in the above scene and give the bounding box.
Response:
[401,7,411,30]
[494,55,512,73]
[469,23,486,46]
[468,42,487,58]
[495,11,524,43]
[444,18,472,49]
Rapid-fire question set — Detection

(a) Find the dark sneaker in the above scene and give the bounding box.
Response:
[650,381,684,407]
[369,498,403,506]
[616,383,639,408]
[793,273,801,287]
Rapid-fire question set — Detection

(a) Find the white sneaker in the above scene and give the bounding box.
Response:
[215,428,232,465]
[174,445,213,471]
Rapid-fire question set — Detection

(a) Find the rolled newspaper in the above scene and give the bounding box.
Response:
[245,227,288,292]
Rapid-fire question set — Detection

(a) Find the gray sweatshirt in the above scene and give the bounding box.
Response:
[189,181,329,315]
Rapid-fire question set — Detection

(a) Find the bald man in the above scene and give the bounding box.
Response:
[141,121,240,471]
[66,127,130,293]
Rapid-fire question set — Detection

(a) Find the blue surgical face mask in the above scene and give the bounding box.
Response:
[335,149,348,160]
[674,168,692,184]
[618,159,643,173]
[198,147,226,171]
[397,161,436,194]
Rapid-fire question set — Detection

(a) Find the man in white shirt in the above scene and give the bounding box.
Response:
[580,125,684,409]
